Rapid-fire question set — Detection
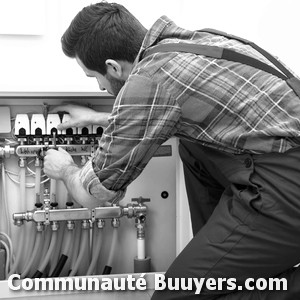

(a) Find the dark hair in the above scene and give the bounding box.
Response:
[61,1,147,75]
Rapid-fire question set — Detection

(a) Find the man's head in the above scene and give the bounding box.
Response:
[61,1,147,95]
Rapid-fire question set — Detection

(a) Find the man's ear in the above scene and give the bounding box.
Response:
[105,59,122,78]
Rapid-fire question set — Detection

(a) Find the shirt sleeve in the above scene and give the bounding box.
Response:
[80,73,181,199]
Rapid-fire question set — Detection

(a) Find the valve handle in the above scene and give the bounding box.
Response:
[131,197,150,205]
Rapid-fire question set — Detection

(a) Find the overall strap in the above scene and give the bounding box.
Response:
[142,29,300,98]
[144,42,286,80]
[198,28,295,79]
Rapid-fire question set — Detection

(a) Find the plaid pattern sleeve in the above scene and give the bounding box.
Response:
[83,74,181,192]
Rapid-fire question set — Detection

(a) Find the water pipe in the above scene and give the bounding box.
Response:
[0,232,13,274]
[9,158,27,275]
[1,161,10,236]
[49,218,64,275]
[0,240,10,278]
[134,214,151,273]
[86,219,104,275]
[39,226,51,267]
[20,231,43,278]
[102,218,120,275]
[50,203,74,277]
[23,156,42,270]
[34,157,42,204]
[69,220,89,277]
[32,229,58,278]
[70,221,81,274]
[50,179,57,204]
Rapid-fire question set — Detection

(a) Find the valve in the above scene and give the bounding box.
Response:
[132,197,150,206]
[0,145,14,158]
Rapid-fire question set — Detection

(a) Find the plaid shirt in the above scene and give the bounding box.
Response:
[80,16,300,202]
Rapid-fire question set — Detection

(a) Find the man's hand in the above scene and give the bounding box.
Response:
[43,147,77,180]
[43,147,112,209]
[50,104,109,130]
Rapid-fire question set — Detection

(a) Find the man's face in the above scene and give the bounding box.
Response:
[76,57,125,96]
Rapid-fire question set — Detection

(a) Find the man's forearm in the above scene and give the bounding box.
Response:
[93,112,110,127]
[61,163,103,208]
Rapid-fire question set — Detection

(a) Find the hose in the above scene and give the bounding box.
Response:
[102,227,118,275]
[0,240,10,278]
[49,224,64,275]
[1,161,10,236]
[35,164,41,204]
[20,231,43,278]
[70,222,81,273]
[69,227,88,277]
[8,164,26,275]
[32,230,58,278]
[50,228,73,277]
[86,226,103,275]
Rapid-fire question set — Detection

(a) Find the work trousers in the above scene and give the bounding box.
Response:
[152,140,300,299]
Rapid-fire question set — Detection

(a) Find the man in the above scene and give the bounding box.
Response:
[43,1,300,299]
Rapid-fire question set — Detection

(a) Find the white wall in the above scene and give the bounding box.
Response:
[0,0,299,92]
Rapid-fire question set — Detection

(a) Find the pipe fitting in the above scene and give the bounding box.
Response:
[36,222,45,232]
[18,157,27,168]
[111,218,120,228]
[0,145,14,158]
[51,221,59,231]
[97,219,105,229]
[81,220,90,230]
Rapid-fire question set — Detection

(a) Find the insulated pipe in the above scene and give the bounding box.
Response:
[50,227,73,277]
[23,158,42,270]
[50,179,57,203]
[86,220,104,275]
[70,221,81,273]
[107,227,118,267]
[32,230,58,278]
[9,160,26,275]
[69,221,89,277]
[134,215,151,273]
[34,158,41,204]
[20,231,43,278]
[49,221,64,275]
[102,219,119,275]
[1,161,10,236]
[40,226,51,264]
[137,238,146,260]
